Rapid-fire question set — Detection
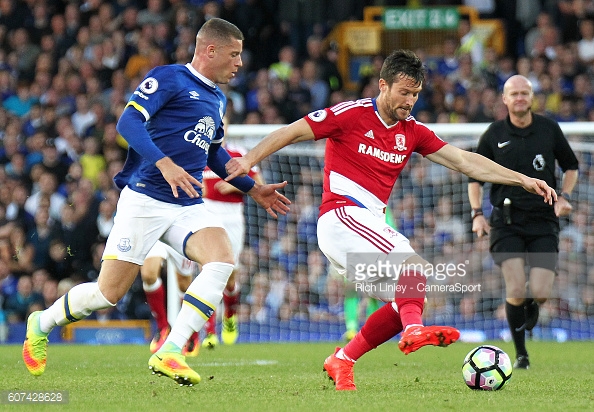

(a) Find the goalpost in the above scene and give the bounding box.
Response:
[168,122,594,342]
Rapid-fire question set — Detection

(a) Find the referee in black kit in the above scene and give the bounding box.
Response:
[468,75,579,370]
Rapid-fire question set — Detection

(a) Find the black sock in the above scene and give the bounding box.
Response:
[506,301,528,357]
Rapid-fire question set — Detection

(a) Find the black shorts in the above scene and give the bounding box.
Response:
[489,206,559,271]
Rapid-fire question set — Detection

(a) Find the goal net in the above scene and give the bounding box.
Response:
[191,122,594,343]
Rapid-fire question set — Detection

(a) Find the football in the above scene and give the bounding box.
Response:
[462,345,513,390]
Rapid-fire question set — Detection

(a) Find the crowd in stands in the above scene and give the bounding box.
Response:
[1,0,594,340]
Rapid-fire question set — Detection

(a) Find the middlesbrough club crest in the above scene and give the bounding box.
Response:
[383,226,397,238]
[394,134,407,151]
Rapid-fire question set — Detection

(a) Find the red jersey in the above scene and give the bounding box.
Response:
[304,98,446,217]
[203,143,259,203]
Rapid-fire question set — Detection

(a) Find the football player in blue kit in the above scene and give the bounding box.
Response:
[23,18,290,386]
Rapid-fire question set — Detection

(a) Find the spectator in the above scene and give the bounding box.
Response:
[31,268,50,295]
[577,18,594,64]
[79,137,107,188]
[457,17,484,67]
[45,239,73,280]
[124,35,154,80]
[96,198,116,239]
[269,45,296,82]
[434,196,467,248]
[286,67,311,121]
[71,93,97,137]
[3,275,43,323]
[300,59,329,110]
[248,272,270,324]
[470,87,497,123]
[137,0,166,26]
[24,171,66,221]
[41,277,58,309]
[9,28,41,81]
[5,182,34,231]
[305,35,342,93]
[266,265,288,317]
[28,206,58,271]
[434,36,460,77]
[42,135,72,181]
[3,81,36,117]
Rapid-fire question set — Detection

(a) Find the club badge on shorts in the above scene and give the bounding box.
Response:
[117,238,132,252]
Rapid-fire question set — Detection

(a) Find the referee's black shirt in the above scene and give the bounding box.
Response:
[470,114,579,212]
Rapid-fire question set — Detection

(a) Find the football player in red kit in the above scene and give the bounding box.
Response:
[226,49,556,390]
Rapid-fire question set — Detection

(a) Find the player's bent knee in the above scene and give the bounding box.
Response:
[97,260,141,304]
[140,268,160,284]
[97,286,121,306]
[185,227,234,265]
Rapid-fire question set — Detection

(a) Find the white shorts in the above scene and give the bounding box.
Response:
[145,241,197,277]
[317,206,417,301]
[203,199,244,264]
[103,187,224,265]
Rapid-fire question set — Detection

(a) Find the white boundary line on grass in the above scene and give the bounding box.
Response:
[198,360,278,367]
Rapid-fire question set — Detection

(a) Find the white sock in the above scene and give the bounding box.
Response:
[143,277,162,292]
[39,282,114,333]
[165,262,233,349]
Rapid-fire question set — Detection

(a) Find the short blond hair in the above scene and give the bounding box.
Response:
[197,17,244,45]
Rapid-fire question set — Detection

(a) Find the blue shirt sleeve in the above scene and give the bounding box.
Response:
[207,143,255,193]
[116,107,166,165]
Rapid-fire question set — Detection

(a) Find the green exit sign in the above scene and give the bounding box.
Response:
[383,7,459,30]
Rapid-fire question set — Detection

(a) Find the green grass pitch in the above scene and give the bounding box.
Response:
[1,341,593,411]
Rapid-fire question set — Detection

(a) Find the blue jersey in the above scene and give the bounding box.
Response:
[115,63,226,205]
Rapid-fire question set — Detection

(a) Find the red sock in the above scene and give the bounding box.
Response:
[145,283,168,330]
[204,311,216,335]
[395,270,426,329]
[223,286,240,318]
[343,303,403,361]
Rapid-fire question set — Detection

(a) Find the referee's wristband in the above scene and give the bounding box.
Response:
[471,208,483,220]
[557,191,572,202]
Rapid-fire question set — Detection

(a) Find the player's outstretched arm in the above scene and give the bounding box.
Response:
[225,118,315,180]
[427,144,557,204]
[247,181,291,219]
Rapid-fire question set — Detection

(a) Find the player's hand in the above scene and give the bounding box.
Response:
[248,181,291,218]
[225,157,251,181]
[520,177,557,205]
[156,157,202,198]
[472,215,491,238]
[554,197,573,217]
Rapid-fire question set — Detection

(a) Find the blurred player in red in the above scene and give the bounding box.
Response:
[201,140,262,348]
[141,241,200,356]
[226,49,557,390]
